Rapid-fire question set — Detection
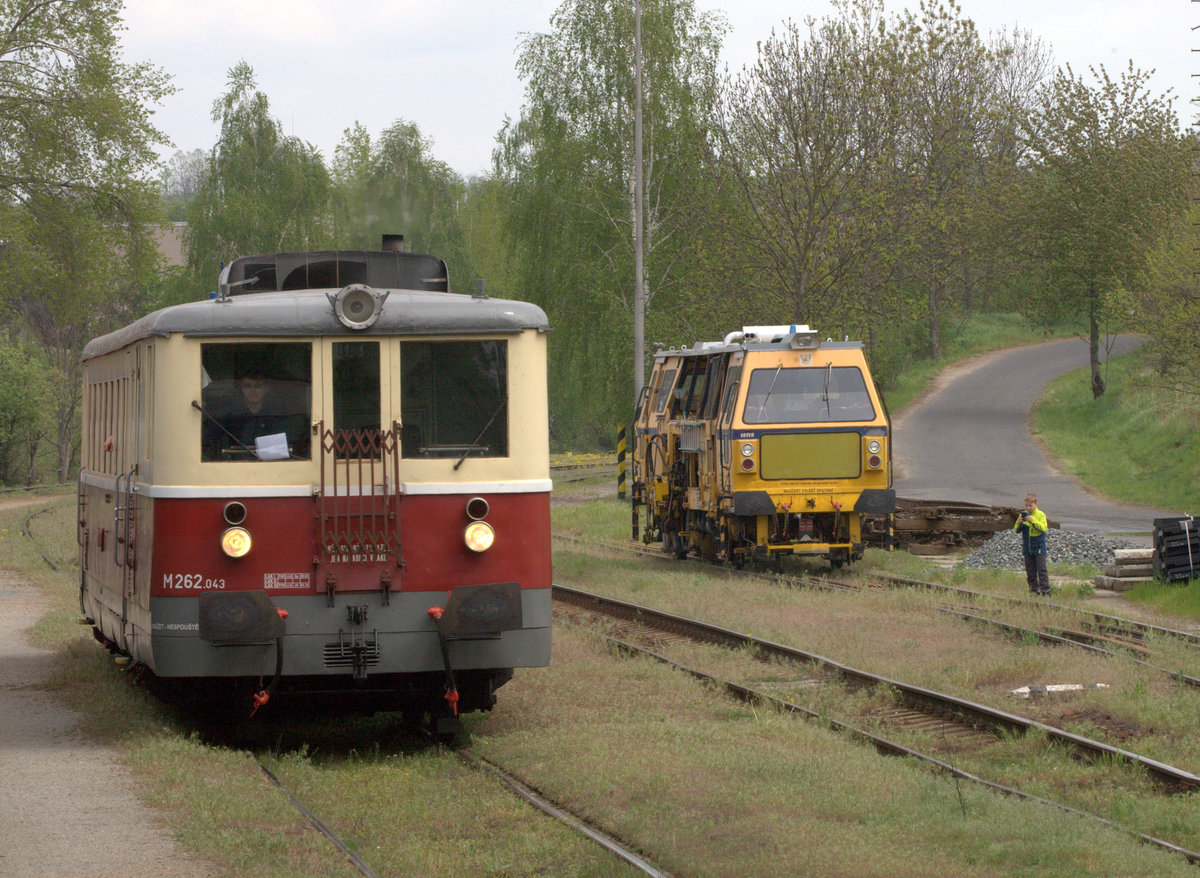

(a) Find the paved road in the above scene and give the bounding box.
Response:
[891,336,1183,535]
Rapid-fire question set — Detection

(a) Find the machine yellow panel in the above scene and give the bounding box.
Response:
[760,432,860,480]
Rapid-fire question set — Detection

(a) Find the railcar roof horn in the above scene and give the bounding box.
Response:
[328,283,388,330]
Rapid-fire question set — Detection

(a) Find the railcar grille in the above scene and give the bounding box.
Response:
[677,420,703,453]
[323,639,381,669]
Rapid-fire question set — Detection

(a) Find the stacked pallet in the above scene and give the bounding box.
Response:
[1154,516,1199,584]
[1094,548,1155,591]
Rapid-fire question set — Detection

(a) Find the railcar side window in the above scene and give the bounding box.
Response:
[700,354,727,419]
[743,366,875,424]
[670,359,707,417]
[719,365,742,421]
[199,343,312,461]
[401,340,508,459]
[652,368,676,414]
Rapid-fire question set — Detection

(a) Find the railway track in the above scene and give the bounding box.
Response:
[557,533,1200,684]
[254,736,668,877]
[553,583,1200,864]
[552,585,1200,793]
[20,502,1200,870]
[456,749,668,877]
[19,503,664,878]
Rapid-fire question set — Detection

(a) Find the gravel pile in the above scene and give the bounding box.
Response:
[959,528,1141,571]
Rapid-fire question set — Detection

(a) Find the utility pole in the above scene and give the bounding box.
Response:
[632,0,646,406]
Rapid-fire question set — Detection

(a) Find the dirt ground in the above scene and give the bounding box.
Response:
[0,566,213,877]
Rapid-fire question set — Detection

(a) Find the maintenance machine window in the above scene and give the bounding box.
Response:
[743,366,875,424]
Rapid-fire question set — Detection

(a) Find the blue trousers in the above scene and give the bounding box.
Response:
[1024,553,1049,595]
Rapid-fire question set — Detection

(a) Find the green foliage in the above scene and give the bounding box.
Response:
[0,0,172,480]
[331,120,467,283]
[498,0,727,447]
[159,148,206,221]
[185,62,332,275]
[1019,63,1189,397]
[713,0,1047,363]
[457,177,520,300]
[0,0,172,209]
[716,1,906,330]
[1113,192,1200,394]
[0,337,52,485]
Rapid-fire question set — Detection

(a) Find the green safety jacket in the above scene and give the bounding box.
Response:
[1013,508,1048,556]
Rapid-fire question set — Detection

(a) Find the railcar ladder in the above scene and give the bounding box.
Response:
[316,422,402,605]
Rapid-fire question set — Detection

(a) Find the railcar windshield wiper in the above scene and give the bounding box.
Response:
[823,362,832,418]
[454,399,506,470]
[758,364,783,421]
[192,399,259,456]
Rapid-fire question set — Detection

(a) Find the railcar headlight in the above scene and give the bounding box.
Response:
[221,526,252,558]
[740,442,755,457]
[464,521,495,552]
[867,439,881,454]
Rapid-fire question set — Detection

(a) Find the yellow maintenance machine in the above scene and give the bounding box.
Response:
[631,325,893,568]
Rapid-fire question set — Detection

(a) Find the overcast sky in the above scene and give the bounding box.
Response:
[119,0,1195,179]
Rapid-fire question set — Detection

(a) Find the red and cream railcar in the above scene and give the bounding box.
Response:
[78,244,551,727]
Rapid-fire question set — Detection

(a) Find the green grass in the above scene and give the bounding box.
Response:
[1033,348,1200,514]
[1032,344,1200,601]
[10,491,1200,875]
[1124,578,1200,618]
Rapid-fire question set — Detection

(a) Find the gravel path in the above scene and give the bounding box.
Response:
[0,568,212,877]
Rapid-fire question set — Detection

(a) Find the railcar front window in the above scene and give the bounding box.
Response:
[332,341,381,458]
[401,340,508,459]
[199,343,312,461]
[333,342,380,432]
[743,366,875,424]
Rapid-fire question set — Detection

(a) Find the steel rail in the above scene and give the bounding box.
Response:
[940,606,1200,691]
[557,533,1200,674]
[560,531,1200,649]
[258,760,379,878]
[553,584,1200,793]
[880,573,1200,649]
[457,750,670,877]
[563,622,1200,867]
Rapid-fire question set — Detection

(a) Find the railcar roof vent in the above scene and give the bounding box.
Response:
[218,248,448,297]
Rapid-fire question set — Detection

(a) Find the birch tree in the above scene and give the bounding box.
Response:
[1021,63,1189,397]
